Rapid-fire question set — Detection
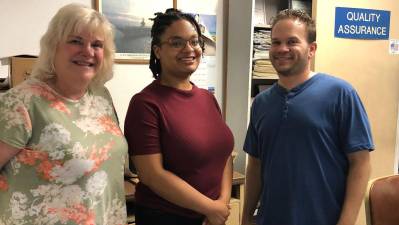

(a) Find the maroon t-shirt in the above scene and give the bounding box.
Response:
[124,80,234,217]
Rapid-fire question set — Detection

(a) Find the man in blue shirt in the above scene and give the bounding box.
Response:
[241,9,374,225]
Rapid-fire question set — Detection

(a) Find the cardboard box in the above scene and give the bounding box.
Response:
[10,55,37,87]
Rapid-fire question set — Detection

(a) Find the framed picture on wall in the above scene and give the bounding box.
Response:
[95,0,176,64]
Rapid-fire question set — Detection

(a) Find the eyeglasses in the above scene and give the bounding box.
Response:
[160,37,203,49]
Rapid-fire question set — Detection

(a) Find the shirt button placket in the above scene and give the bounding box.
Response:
[283,95,289,119]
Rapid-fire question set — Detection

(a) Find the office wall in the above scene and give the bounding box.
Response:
[0,0,90,58]
[313,1,399,224]
[0,0,225,128]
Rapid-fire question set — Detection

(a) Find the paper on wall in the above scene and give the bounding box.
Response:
[0,58,10,89]
[0,58,10,79]
[390,39,399,55]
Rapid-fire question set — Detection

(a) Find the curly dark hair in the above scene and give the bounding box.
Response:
[271,9,316,43]
[149,8,204,79]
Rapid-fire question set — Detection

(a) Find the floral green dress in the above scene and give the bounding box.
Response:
[0,78,127,225]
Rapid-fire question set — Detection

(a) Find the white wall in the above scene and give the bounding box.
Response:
[105,65,153,130]
[0,0,225,130]
[0,0,91,58]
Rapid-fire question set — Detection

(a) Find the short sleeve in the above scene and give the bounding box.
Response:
[124,94,161,156]
[0,90,32,149]
[243,101,260,158]
[208,91,223,116]
[101,86,120,125]
[338,88,374,153]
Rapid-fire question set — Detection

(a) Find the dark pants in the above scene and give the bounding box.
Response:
[135,205,204,225]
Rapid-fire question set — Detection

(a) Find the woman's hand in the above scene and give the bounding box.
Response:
[134,154,231,222]
[203,156,233,225]
[202,199,230,225]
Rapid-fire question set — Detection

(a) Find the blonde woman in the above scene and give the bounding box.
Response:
[0,4,127,224]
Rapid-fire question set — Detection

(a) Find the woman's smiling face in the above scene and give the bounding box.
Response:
[54,31,104,86]
[153,19,203,79]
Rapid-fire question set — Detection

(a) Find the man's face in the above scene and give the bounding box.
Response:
[269,19,316,77]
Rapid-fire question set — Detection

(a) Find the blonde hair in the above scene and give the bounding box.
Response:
[31,3,115,87]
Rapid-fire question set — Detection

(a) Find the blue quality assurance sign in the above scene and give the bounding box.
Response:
[335,7,390,40]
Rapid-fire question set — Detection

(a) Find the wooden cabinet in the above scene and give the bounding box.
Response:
[0,55,37,93]
[10,55,37,87]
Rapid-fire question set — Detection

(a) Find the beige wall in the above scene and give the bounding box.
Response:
[313,1,399,224]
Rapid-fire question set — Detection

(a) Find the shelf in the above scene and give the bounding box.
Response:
[251,78,277,97]
[254,24,271,29]
[252,22,274,98]
[252,77,277,80]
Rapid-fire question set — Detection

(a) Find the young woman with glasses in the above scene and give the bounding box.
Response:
[124,8,234,225]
